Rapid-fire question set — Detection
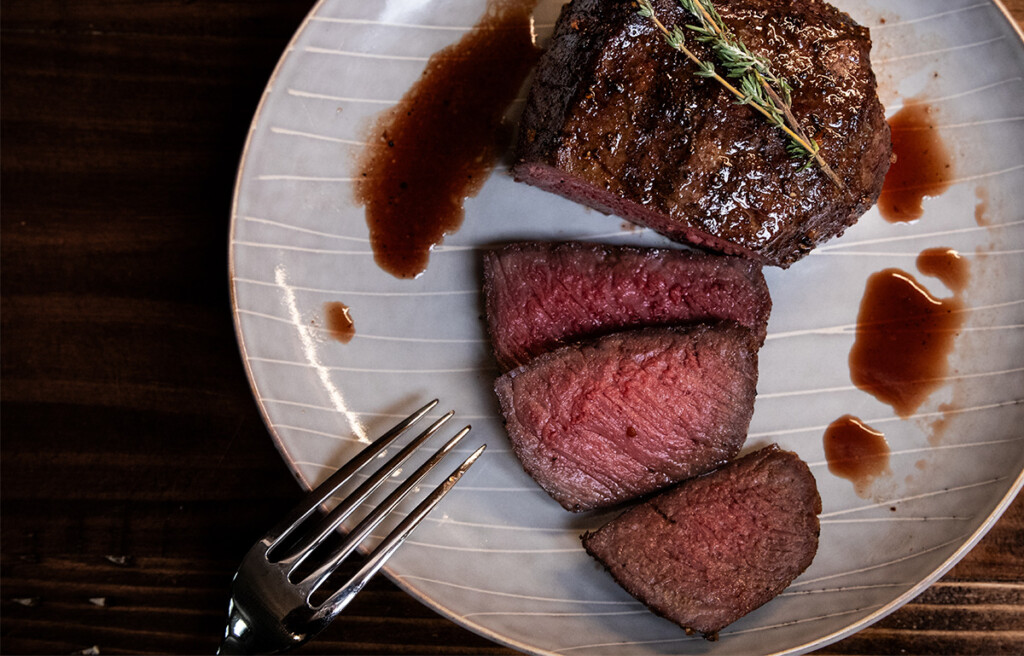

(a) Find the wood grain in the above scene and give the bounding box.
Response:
[2,1,1022,654]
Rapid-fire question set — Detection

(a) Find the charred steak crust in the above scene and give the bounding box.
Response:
[513,0,892,267]
[483,241,771,371]
[582,445,822,637]
[494,323,758,512]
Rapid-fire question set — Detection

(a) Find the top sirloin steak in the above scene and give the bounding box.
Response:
[512,0,892,267]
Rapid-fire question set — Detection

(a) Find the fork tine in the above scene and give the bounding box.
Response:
[278,410,455,569]
[312,444,487,622]
[266,399,438,550]
[298,426,473,595]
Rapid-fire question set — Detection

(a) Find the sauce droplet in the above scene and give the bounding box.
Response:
[823,415,890,497]
[849,268,965,416]
[324,302,355,344]
[974,185,990,226]
[916,247,969,294]
[353,0,541,278]
[878,102,953,223]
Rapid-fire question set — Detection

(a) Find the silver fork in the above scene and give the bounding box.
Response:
[218,400,484,654]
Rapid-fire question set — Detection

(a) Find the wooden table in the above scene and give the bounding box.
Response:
[2,2,1022,654]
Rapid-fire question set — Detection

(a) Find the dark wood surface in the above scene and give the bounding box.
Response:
[2,1,1022,654]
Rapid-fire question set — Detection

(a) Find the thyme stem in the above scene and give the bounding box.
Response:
[644,11,807,147]
[638,0,844,189]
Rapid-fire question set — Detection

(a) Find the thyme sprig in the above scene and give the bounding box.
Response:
[637,0,843,188]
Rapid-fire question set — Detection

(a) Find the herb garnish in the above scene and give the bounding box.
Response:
[637,0,843,188]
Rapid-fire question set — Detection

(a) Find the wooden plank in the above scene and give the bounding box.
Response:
[1,1,1021,654]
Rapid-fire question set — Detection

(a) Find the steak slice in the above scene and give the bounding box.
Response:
[582,445,821,638]
[513,0,892,267]
[483,241,771,371]
[494,323,758,512]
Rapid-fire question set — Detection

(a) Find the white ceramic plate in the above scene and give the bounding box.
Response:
[230,1,1024,653]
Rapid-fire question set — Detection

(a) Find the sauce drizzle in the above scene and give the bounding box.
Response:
[354,0,540,278]
[848,268,965,417]
[823,415,890,497]
[324,302,356,344]
[916,247,969,294]
[878,102,953,223]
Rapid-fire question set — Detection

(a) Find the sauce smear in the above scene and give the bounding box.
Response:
[916,247,969,293]
[974,186,990,226]
[324,302,356,344]
[354,0,541,278]
[849,268,965,416]
[823,415,890,497]
[878,102,953,222]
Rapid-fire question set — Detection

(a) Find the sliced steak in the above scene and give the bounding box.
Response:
[483,241,771,371]
[582,445,822,638]
[513,0,892,267]
[494,323,758,512]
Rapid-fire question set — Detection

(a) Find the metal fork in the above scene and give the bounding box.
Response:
[218,400,484,654]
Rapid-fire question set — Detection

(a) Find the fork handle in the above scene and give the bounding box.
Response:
[217,600,254,655]
[219,590,307,655]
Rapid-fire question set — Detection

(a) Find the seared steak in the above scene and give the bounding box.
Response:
[582,445,821,638]
[494,323,758,512]
[513,0,892,267]
[483,241,771,370]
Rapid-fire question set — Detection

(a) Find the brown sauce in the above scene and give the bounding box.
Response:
[823,415,890,497]
[878,102,953,223]
[974,185,990,226]
[926,401,957,445]
[324,302,355,343]
[849,268,965,417]
[354,0,540,278]
[916,247,969,293]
